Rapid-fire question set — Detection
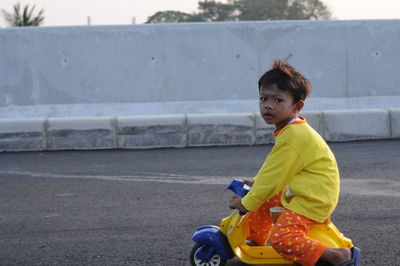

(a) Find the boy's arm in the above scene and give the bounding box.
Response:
[241,141,302,212]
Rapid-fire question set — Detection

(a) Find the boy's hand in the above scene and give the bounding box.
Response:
[229,195,248,213]
[243,179,254,187]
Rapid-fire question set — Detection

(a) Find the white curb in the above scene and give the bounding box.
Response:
[187,113,255,146]
[117,115,186,149]
[254,114,275,144]
[389,109,400,138]
[300,111,324,138]
[0,118,46,151]
[323,109,391,142]
[47,116,117,150]
[0,108,398,152]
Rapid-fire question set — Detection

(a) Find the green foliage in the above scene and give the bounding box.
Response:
[234,0,331,21]
[2,3,45,27]
[198,0,238,22]
[285,0,332,20]
[146,0,332,24]
[234,0,288,21]
[146,10,205,23]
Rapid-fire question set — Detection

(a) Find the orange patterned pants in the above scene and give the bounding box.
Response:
[247,192,328,266]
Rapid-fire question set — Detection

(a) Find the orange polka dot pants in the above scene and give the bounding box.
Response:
[247,192,328,266]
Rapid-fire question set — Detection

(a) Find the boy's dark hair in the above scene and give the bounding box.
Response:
[258,59,312,102]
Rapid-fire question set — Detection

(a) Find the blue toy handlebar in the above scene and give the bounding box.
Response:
[225,179,251,215]
[225,179,250,197]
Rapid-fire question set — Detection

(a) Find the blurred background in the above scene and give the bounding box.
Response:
[1,0,400,28]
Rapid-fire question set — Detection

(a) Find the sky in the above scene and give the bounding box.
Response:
[1,0,400,27]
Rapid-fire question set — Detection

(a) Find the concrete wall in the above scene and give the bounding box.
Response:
[1,20,400,112]
[1,20,400,151]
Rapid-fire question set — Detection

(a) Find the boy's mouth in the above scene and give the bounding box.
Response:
[263,113,274,119]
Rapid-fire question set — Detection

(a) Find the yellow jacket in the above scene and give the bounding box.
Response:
[241,119,340,223]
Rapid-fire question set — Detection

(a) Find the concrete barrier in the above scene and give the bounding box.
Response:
[187,113,255,147]
[47,117,117,150]
[0,109,398,152]
[300,111,324,137]
[0,118,46,151]
[323,109,391,142]
[1,20,400,119]
[117,115,186,149]
[389,109,400,138]
[255,114,275,144]
[1,20,400,151]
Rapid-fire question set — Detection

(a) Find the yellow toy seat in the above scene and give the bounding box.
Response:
[220,212,353,265]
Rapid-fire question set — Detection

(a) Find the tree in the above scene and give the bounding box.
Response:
[233,0,287,21]
[285,0,331,20]
[146,11,205,24]
[197,0,238,22]
[145,0,332,24]
[233,0,331,21]
[2,3,44,27]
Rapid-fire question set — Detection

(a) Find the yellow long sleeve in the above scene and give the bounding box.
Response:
[240,121,340,223]
[241,141,302,211]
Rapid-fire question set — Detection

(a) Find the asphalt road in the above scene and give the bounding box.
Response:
[0,140,399,265]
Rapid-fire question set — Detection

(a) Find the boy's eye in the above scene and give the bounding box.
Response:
[275,98,283,102]
[260,97,267,101]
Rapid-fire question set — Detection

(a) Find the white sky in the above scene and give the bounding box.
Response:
[1,0,400,27]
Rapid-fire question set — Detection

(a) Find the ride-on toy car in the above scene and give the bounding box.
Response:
[190,179,360,266]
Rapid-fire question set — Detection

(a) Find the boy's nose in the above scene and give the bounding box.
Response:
[264,103,272,110]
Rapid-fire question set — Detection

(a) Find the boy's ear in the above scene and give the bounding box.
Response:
[295,100,304,113]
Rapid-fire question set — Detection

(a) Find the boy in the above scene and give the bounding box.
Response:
[228,59,360,266]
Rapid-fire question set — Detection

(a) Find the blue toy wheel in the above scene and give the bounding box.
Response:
[190,242,227,266]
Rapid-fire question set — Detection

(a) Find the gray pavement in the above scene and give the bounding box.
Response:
[1,140,400,265]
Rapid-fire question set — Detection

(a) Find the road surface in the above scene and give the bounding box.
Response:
[1,140,399,265]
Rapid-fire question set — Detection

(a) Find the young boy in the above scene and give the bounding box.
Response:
[228,59,360,266]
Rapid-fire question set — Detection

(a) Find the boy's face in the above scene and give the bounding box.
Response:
[259,85,304,130]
